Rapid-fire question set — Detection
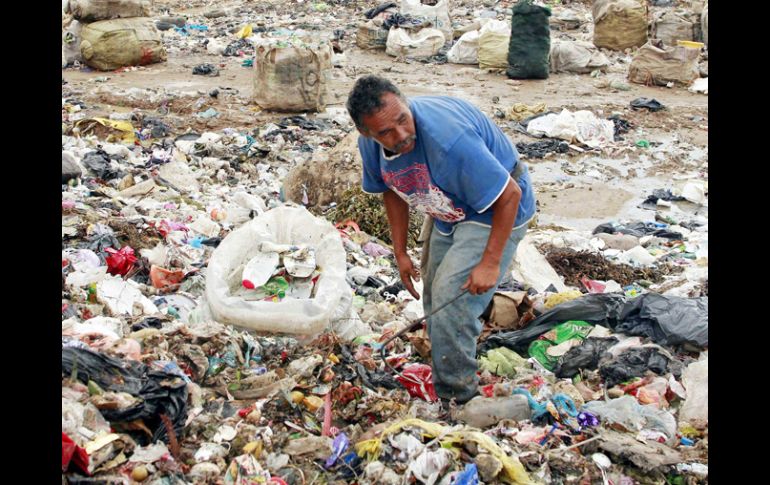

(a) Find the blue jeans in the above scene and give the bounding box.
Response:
[423,222,528,403]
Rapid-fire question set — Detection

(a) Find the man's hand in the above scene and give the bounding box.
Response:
[396,253,421,300]
[461,260,500,295]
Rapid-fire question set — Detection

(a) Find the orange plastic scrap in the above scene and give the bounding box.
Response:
[335,219,362,239]
[149,265,185,289]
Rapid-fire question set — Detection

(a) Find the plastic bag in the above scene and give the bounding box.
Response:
[679,354,707,428]
[553,337,618,378]
[61,347,188,444]
[396,363,438,402]
[527,109,615,148]
[479,347,529,378]
[528,321,593,370]
[62,19,84,65]
[400,0,452,41]
[583,395,677,441]
[386,27,445,59]
[206,206,349,335]
[599,346,678,387]
[615,293,708,348]
[447,30,480,64]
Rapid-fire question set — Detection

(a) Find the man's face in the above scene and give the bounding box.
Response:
[358,92,417,155]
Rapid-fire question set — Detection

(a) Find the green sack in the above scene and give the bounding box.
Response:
[506,0,551,79]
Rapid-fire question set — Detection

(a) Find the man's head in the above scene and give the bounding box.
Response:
[346,75,417,155]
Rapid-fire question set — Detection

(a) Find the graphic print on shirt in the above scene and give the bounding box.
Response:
[382,163,466,223]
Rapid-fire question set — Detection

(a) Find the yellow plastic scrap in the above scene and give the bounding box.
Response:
[544,290,583,309]
[75,117,137,144]
[353,419,537,484]
[236,24,253,39]
[85,433,121,455]
[354,439,382,460]
[507,103,547,122]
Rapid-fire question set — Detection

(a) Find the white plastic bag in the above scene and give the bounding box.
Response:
[205,206,349,335]
[386,27,445,59]
[63,20,84,65]
[447,30,479,64]
[679,353,707,428]
[527,109,615,148]
[400,0,452,42]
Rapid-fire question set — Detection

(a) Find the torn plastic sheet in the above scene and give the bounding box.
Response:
[483,293,707,353]
[61,347,188,445]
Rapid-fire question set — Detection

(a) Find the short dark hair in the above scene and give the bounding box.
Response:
[346,75,404,130]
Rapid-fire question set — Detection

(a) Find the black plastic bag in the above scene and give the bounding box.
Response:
[593,221,683,240]
[599,346,681,387]
[61,347,188,445]
[506,0,551,79]
[82,150,124,180]
[615,293,708,347]
[553,337,618,378]
[630,97,665,112]
[516,140,569,159]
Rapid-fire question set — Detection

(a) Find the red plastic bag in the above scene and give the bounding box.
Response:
[104,246,137,276]
[396,363,438,402]
[62,432,90,474]
[581,277,606,294]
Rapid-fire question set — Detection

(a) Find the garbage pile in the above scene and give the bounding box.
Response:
[62,0,708,483]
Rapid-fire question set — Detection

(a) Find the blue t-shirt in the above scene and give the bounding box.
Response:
[359,96,536,235]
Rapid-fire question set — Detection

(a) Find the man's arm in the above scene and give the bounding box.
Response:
[462,178,522,295]
[383,189,421,299]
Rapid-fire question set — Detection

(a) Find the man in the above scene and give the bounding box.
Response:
[346,75,536,405]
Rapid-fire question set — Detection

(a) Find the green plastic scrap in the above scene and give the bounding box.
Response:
[479,347,530,378]
[528,320,593,370]
[636,140,650,148]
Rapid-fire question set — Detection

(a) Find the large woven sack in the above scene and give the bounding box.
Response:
[628,41,700,86]
[69,0,151,22]
[506,0,551,79]
[253,39,333,112]
[592,0,648,51]
[652,10,695,46]
[550,39,610,74]
[478,20,509,69]
[386,27,445,59]
[447,29,479,64]
[400,0,452,42]
[357,20,389,50]
[80,18,166,71]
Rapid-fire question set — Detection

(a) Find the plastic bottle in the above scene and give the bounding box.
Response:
[454,395,531,428]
